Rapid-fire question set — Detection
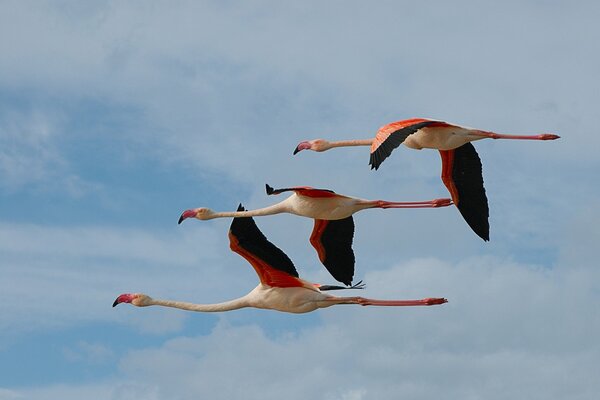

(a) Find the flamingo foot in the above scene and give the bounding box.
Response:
[538,134,560,140]
[432,198,453,208]
[423,297,448,305]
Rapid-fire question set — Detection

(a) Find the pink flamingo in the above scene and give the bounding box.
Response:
[178,184,452,286]
[294,118,560,241]
[114,207,447,314]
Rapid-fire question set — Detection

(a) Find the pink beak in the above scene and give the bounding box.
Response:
[178,209,197,224]
[113,293,135,307]
[293,141,311,155]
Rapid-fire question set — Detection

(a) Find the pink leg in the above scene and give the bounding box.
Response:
[473,130,560,140]
[329,296,447,307]
[357,297,448,307]
[375,199,453,209]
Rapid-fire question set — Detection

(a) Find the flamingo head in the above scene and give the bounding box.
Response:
[293,139,330,154]
[112,293,152,307]
[178,207,215,224]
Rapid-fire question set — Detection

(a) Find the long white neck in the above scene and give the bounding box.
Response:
[326,139,373,149]
[148,296,251,313]
[207,200,291,219]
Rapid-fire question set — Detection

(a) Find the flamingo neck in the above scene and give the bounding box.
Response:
[326,139,373,149]
[208,201,290,219]
[148,296,251,312]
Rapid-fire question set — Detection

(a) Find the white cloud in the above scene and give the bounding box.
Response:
[0,106,103,196]
[0,388,23,400]
[6,247,598,400]
[0,108,64,189]
[2,0,597,185]
[1,1,599,399]
[0,222,234,336]
[3,384,116,400]
[62,341,115,364]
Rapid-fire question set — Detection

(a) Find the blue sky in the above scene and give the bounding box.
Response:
[1,1,599,399]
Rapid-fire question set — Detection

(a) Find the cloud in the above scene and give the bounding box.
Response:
[5,245,598,400]
[0,107,64,190]
[0,221,234,336]
[3,0,597,185]
[0,103,105,197]
[1,1,599,398]
[62,341,115,364]
[0,389,22,400]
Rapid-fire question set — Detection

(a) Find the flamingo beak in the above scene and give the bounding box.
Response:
[178,209,197,224]
[293,141,311,155]
[113,293,135,307]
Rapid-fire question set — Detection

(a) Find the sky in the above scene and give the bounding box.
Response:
[1,1,599,399]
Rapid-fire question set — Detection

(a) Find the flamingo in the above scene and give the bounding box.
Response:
[178,184,452,286]
[114,206,447,314]
[293,118,560,241]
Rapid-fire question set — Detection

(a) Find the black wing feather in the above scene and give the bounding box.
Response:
[265,184,335,196]
[452,144,490,241]
[317,216,355,286]
[229,205,299,277]
[369,121,434,170]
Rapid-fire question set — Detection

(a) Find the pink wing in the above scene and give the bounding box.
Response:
[369,118,453,170]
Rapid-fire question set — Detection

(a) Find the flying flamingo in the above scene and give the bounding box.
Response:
[178,184,452,286]
[293,118,560,241]
[114,206,447,314]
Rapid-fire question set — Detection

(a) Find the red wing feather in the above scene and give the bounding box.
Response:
[266,184,337,198]
[229,205,305,288]
[440,149,460,204]
[229,234,304,288]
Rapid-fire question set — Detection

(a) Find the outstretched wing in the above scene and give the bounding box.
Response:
[229,205,304,288]
[439,143,489,241]
[369,118,452,170]
[309,217,355,286]
[266,184,337,198]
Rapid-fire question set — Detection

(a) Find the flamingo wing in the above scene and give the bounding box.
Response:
[229,205,305,288]
[369,118,452,170]
[439,143,489,241]
[309,217,355,286]
[317,280,365,291]
[265,184,337,198]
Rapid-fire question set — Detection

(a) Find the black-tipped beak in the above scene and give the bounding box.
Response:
[293,141,311,155]
[178,209,196,225]
[113,293,135,307]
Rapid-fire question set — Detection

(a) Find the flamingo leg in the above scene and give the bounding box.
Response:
[328,296,448,306]
[472,131,560,140]
[374,199,453,209]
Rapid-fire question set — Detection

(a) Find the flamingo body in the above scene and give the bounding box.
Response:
[114,208,447,314]
[264,185,368,220]
[179,186,451,286]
